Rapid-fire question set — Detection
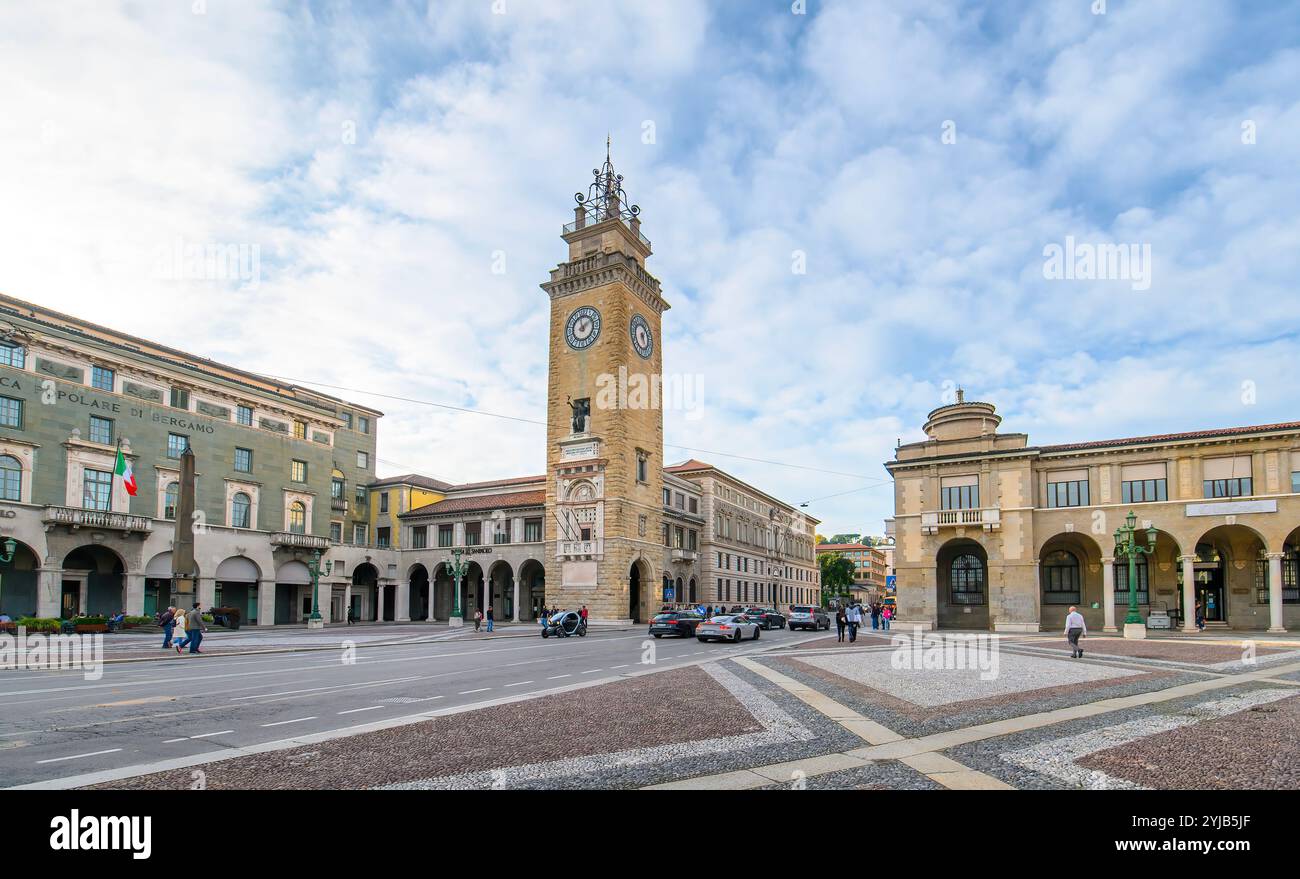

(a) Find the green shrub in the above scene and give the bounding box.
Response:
[125,615,154,625]
[15,617,61,633]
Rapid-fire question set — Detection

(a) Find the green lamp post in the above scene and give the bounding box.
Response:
[0,536,18,615]
[446,547,467,627]
[306,549,332,629]
[1113,510,1157,636]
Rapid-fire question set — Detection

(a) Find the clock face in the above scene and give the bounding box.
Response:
[630,313,654,359]
[565,306,602,350]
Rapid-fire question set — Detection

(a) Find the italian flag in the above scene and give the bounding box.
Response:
[114,446,137,496]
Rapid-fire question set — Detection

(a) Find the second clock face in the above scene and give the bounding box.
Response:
[630,313,654,359]
[565,306,602,350]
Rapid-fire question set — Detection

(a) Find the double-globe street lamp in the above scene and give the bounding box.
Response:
[307,549,332,630]
[445,547,467,627]
[1114,510,1157,639]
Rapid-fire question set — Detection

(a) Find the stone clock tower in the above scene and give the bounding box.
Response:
[540,144,669,623]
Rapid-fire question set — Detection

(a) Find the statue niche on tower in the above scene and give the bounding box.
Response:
[566,396,591,435]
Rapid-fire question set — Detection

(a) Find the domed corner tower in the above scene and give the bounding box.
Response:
[539,141,669,624]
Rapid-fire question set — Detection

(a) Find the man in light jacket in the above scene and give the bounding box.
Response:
[177,601,206,654]
[1064,605,1087,658]
[845,602,863,643]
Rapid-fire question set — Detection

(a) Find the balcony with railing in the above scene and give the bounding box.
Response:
[42,506,153,534]
[920,508,1001,534]
[671,548,698,563]
[270,531,332,550]
[558,539,603,558]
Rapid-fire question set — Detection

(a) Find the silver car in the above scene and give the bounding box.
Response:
[787,604,830,631]
[696,613,760,643]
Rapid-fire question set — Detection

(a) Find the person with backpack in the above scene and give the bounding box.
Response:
[176,602,206,654]
[835,606,847,643]
[881,603,893,631]
[159,606,176,649]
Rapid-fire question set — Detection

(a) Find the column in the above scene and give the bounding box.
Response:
[125,573,146,617]
[78,578,88,616]
[375,583,385,621]
[1180,555,1198,633]
[257,579,276,626]
[197,576,217,611]
[512,576,520,622]
[343,582,352,623]
[1101,557,1116,632]
[395,579,410,622]
[1267,552,1287,633]
[37,568,61,618]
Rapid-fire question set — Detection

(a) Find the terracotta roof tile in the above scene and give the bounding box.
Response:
[1039,421,1300,453]
[402,489,545,518]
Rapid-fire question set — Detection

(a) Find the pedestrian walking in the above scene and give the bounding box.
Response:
[845,602,862,643]
[486,605,494,633]
[160,606,176,649]
[882,604,893,631]
[1195,600,1205,631]
[1065,605,1086,658]
[579,605,589,626]
[177,602,206,654]
[870,602,882,630]
[835,606,847,642]
[474,608,483,632]
[346,605,355,625]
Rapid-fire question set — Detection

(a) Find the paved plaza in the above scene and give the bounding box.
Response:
[20,626,1295,791]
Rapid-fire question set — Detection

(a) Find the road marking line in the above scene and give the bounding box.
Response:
[504,681,534,687]
[162,738,187,744]
[37,749,122,764]
[580,669,603,674]
[338,706,385,715]
[261,717,317,727]
[547,674,571,680]
[459,688,491,695]
[190,730,234,739]
[610,664,629,669]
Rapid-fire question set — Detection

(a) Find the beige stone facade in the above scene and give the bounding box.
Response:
[886,394,1300,633]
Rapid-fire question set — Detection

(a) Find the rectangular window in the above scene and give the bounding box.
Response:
[674,492,684,509]
[166,433,188,458]
[291,460,307,483]
[234,447,252,473]
[352,523,367,544]
[83,468,113,511]
[293,420,307,440]
[1114,562,1149,605]
[0,344,24,368]
[341,411,353,429]
[1204,477,1252,499]
[236,405,253,426]
[674,526,684,549]
[524,517,542,543]
[356,451,369,469]
[464,522,480,546]
[355,485,366,504]
[1121,463,1167,504]
[1293,472,1300,494]
[1046,469,1090,508]
[940,475,979,510]
[663,488,671,506]
[331,477,344,499]
[493,520,510,544]
[376,527,390,548]
[169,388,190,409]
[438,524,454,547]
[358,415,370,435]
[329,522,342,542]
[411,526,428,549]
[379,492,389,513]
[637,453,648,483]
[1202,455,1253,499]
[688,497,698,513]
[89,415,113,445]
[688,530,698,551]
[0,396,22,429]
[91,365,115,391]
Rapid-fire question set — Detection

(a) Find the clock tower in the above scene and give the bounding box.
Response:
[540,143,669,623]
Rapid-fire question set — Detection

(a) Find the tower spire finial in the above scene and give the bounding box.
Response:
[574,136,640,224]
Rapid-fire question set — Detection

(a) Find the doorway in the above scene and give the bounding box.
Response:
[60,581,81,619]
[628,563,641,623]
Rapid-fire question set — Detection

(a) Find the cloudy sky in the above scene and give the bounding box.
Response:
[1,0,1297,536]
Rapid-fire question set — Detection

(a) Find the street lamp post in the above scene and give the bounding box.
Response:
[306,549,332,630]
[0,537,18,614]
[1114,510,1157,640]
[446,547,466,628]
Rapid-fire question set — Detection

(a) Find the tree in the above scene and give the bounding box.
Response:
[818,552,855,606]
[828,533,861,545]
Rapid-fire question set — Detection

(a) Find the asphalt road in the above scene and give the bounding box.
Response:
[0,622,823,788]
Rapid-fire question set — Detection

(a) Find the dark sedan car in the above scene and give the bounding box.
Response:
[649,611,704,638]
[742,607,784,629]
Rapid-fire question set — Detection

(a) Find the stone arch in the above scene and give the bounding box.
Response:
[62,544,128,618]
[1189,523,1268,626]
[407,563,430,621]
[487,559,514,621]
[519,558,545,620]
[936,537,988,630]
[0,538,41,617]
[628,555,653,623]
[1038,531,1104,630]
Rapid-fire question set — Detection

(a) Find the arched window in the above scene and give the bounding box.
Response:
[164,482,179,520]
[288,501,306,534]
[1042,550,1081,604]
[231,492,251,529]
[950,554,986,605]
[1114,556,1149,605]
[0,455,22,501]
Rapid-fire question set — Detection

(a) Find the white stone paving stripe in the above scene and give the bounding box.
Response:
[998,687,1296,789]
[37,749,122,764]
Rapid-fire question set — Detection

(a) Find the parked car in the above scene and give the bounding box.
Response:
[696,613,760,643]
[649,611,704,638]
[787,604,830,631]
[744,607,785,629]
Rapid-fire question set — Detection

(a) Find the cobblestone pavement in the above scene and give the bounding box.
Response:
[77,630,1300,790]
